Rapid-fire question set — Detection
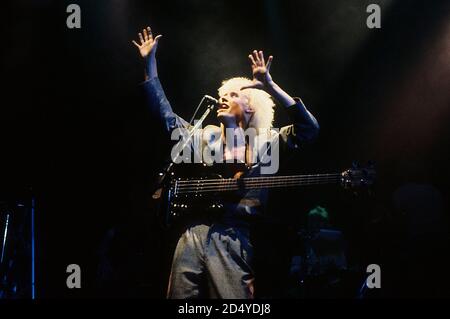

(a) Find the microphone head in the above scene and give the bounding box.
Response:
[204,95,219,105]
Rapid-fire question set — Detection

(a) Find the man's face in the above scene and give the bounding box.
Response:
[217,90,252,127]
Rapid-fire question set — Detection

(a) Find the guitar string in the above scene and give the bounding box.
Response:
[175,176,342,188]
[174,176,341,194]
[175,173,342,185]
[177,177,341,188]
[175,179,341,194]
[175,175,342,188]
[173,174,343,193]
[175,176,342,189]
[174,175,342,189]
[175,176,341,189]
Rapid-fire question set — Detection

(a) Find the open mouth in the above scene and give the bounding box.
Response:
[218,103,229,110]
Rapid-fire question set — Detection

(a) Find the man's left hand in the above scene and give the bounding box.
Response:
[241,50,273,91]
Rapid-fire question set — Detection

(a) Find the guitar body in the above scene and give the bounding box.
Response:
[153,163,249,227]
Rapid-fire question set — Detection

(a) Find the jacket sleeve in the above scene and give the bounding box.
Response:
[278,97,320,149]
[141,77,190,135]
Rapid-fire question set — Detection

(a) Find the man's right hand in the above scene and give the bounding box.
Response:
[132,26,162,59]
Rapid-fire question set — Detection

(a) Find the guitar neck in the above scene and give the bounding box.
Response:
[241,173,341,190]
[174,173,342,195]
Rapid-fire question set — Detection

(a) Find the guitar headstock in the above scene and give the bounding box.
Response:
[341,161,376,190]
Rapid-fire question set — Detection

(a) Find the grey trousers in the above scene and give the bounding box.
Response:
[167,223,255,299]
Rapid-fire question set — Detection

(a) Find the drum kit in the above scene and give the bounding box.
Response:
[286,206,373,298]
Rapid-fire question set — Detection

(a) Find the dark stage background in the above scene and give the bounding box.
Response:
[2,0,449,298]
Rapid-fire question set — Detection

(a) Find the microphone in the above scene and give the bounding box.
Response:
[189,95,219,124]
[204,95,219,106]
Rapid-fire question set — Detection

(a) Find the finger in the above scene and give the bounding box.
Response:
[151,35,162,50]
[132,40,140,48]
[143,29,149,41]
[154,34,162,43]
[253,50,261,64]
[259,51,265,66]
[266,55,273,71]
[147,26,153,40]
[138,32,144,44]
[248,54,257,66]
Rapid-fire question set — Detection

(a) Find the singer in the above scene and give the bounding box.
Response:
[132,26,319,299]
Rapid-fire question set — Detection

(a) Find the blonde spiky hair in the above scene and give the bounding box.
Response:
[218,77,275,129]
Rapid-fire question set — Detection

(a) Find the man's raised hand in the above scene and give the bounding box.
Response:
[241,50,273,91]
[132,26,162,59]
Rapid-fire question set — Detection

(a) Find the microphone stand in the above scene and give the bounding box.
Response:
[152,96,217,200]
